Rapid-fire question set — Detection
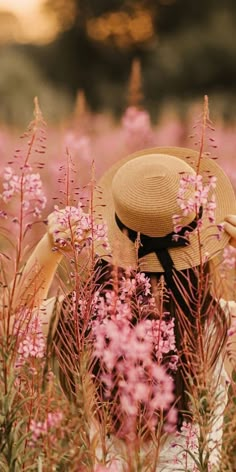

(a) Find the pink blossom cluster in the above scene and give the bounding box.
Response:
[145,318,177,367]
[1,166,47,217]
[93,314,175,414]
[173,173,217,233]
[120,270,152,299]
[170,421,199,471]
[164,407,178,433]
[16,312,46,366]
[51,205,110,251]
[63,132,91,162]
[92,271,176,427]
[29,410,63,444]
[121,106,154,152]
[170,420,216,471]
[222,244,236,270]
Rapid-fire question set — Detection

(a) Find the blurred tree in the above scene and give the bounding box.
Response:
[0,48,73,126]
[0,11,22,43]
[40,0,236,116]
[44,0,233,40]
[2,0,236,124]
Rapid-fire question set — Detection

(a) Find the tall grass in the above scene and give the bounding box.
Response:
[0,97,235,471]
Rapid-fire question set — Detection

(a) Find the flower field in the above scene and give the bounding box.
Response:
[0,96,236,471]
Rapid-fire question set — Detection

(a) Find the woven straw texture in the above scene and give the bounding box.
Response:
[94,146,236,271]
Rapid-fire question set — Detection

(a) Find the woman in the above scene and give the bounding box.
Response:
[21,146,236,332]
[7,146,236,470]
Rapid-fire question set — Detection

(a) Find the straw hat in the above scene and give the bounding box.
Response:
[94,146,236,272]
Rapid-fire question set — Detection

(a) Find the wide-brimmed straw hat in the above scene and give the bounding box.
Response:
[94,146,236,272]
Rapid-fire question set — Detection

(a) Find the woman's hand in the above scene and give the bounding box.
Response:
[47,207,83,251]
[224,215,236,248]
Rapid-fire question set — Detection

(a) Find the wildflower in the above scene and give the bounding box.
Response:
[1,167,47,217]
[173,172,218,232]
[206,194,216,223]
[92,271,177,429]
[164,407,178,433]
[51,205,109,251]
[18,335,45,359]
[170,421,199,471]
[29,411,63,445]
[29,419,47,443]
[172,214,183,233]
[16,312,46,367]
[63,133,91,162]
[222,245,236,270]
[145,318,177,365]
[122,106,154,151]
[168,354,179,371]
[46,411,63,429]
[134,271,152,295]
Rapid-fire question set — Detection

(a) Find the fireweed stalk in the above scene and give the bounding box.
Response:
[0,97,47,341]
[168,96,232,471]
[0,101,49,469]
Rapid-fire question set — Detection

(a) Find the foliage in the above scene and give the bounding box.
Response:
[0,48,73,127]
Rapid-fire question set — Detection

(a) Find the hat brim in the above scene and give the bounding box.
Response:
[94,146,236,271]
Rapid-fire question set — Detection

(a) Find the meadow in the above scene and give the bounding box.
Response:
[0,96,236,471]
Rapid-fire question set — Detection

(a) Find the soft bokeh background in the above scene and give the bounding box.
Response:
[1,0,236,125]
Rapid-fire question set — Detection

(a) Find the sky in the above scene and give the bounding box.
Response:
[0,0,42,16]
[0,0,58,43]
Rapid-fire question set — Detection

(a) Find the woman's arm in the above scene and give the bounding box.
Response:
[0,230,63,337]
[1,210,68,321]
[12,232,63,310]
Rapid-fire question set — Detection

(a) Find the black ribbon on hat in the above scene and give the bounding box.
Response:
[115,207,203,311]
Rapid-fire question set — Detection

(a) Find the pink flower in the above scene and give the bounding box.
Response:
[164,407,178,433]
[174,172,218,231]
[63,132,91,162]
[1,167,47,217]
[206,194,216,223]
[46,411,63,429]
[170,421,199,471]
[29,410,63,445]
[16,313,46,366]
[92,271,177,428]
[222,245,236,270]
[121,106,154,152]
[30,419,47,443]
[51,205,110,251]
